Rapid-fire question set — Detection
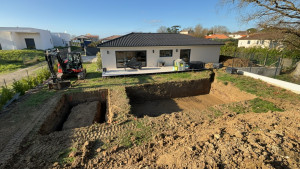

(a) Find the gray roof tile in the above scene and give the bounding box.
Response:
[98,33,224,47]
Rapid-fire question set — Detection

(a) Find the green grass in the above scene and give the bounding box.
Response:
[57,147,77,165]
[75,62,211,89]
[226,98,283,114]
[275,74,300,85]
[19,88,56,108]
[120,121,153,148]
[250,98,283,113]
[228,103,247,114]
[0,50,44,73]
[216,71,300,103]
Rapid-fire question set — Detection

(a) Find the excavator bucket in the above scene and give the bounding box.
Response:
[48,80,71,90]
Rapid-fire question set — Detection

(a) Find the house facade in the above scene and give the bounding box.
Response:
[238,33,283,49]
[51,32,71,47]
[98,33,223,69]
[0,27,54,50]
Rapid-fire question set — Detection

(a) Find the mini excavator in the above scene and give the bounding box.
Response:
[45,48,86,89]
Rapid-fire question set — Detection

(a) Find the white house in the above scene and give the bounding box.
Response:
[0,27,54,50]
[51,32,71,47]
[228,31,247,39]
[238,33,283,49]
[98,33,223,70]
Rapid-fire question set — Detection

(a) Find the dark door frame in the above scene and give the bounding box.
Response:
[25,38,36,49]
[180,49,191,63]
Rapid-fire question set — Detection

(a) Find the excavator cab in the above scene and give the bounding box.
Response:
[45,49,86,90]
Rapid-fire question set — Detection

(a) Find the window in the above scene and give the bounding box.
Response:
[257,40,259,44]
[247,40,250,44]
[0,43,2,50]
[160,50,173,57]
[25,38,36,49]
[115,51,147,68]
[262,40,265,44]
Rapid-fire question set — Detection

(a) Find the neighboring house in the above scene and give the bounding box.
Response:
[238,33,283,49]
[179,30,193,35]
[100,35,121,43]
[98,33,223,69]
[51,32,71,47]
[205,34,229,40]
[85,34,99,42]
[0,27,54,50]
[228,31,247,39]
[73,34,99,47]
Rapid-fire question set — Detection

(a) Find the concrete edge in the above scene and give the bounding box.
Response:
[238,70,300,94]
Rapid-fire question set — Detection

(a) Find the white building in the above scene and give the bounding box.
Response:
[98,33,223,70]
[51,32,71,47]
[0,27,54,50]
[238,33,283,49]
[228,31,247,39]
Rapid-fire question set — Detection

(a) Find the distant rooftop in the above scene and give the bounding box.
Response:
[204,34,229,40]
[98,33,224,47]
[239,32,282,40]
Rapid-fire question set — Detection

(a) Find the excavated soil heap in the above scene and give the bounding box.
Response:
[62,101,100,130]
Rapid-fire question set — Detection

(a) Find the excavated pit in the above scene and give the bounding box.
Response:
[39,89,108,135]
[126,78,255,118]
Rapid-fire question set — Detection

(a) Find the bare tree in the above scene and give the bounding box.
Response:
[221,0,300,49]
[211,25,229,34]
[191,24,209,37]
[157,26,168,33]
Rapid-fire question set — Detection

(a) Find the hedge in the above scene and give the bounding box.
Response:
[0,68,50,110]
[220,44,300,66]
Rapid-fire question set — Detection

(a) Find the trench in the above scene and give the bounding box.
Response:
[125,78,224,118]
[39,89,108,135]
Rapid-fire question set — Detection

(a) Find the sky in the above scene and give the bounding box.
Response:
[0,0,256,38]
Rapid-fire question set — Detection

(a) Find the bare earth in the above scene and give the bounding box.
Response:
[0,77,299,168]
[62,101,99,130]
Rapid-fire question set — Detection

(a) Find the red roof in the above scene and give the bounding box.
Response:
[205,34,229,39]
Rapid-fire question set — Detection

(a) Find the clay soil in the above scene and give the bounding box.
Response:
[62,101,100,130]
[0,75,299,169]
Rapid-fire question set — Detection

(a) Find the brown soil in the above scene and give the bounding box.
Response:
[220,55,253,67]
[62,101,100,130]
[1,76,299,169]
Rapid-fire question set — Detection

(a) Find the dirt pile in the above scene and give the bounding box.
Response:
[62,101,100,130]
[223,58,252,67]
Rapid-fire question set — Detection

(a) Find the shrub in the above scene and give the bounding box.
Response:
[0,87,14,109]
[12,80,26,95]
[96,52,102,69]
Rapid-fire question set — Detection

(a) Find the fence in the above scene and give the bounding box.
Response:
[221,48,300,78]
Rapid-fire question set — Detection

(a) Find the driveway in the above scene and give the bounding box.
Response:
[0,62,47,87]
[82,56,97,63]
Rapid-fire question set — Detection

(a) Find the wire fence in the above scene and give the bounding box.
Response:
[221,51,299,78]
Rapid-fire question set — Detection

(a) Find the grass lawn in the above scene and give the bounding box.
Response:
[216,70,300,103]
[0,50,44,74]
[72,62,212,89]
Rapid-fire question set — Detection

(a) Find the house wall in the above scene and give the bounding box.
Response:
[0,31,15,50]
[237,39,281,49]
[100,45,221,69]
[0,28,54,50]
[51,33,71,47]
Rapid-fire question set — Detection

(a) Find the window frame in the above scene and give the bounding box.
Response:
[159,50,173,57]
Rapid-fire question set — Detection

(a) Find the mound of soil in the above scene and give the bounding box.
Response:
[223,58,252,67]
[62,101,100,130]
